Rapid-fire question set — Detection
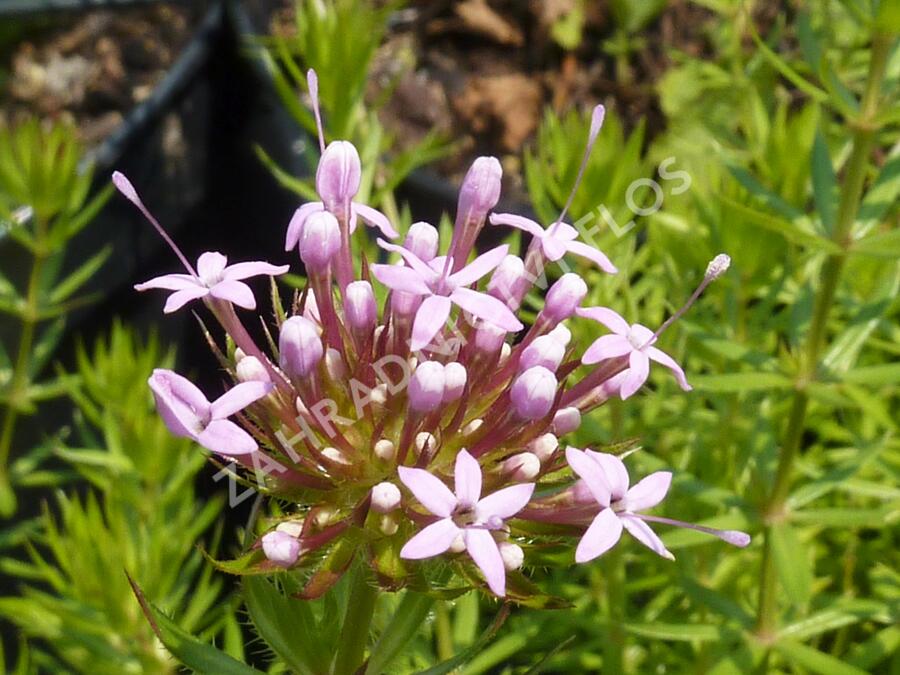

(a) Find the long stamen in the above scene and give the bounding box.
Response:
[643,253,731,348]
[112,171,198,278]
[555,104,605,227]
[307,69,326,154]
[635,513,750,547]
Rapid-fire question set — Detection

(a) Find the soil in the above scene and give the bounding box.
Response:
[0,4,200,146]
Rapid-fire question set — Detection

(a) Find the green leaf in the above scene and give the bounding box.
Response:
[791,506,897,528]
[857,144,900,237]
[847,625,900,671]
[850,229,900,258]
[718,195,841,253]
[417,605,510,675]
[623,622,730,642]
[243,576,326,675]
[366,590,435,674]
[775,640,868,675]
[253,145,316,201]
[770,522,812,606]
[748,27,829,104]
[127,574,264,675]
[48,246,111,304]
[689,372,793,392]
[779,599,890,641]
[811,132,837,234]
[841,362,900,385]
[728,164,805,222]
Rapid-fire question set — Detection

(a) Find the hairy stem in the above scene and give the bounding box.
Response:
[333,563,378,675]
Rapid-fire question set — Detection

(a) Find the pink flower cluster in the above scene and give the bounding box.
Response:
[116,70,748,599]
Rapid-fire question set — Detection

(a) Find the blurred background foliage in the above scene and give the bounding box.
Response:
[0,0,897,673]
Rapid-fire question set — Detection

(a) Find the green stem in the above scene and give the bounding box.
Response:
[603,548,627,673]
[755,32,892,638]
[333,564,378,675]
[434,601,454,661]
[0,238,47,517]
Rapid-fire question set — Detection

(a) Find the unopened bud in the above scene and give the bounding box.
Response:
[325,348,346,380]
[409,361,445,412]
[404,221,439,262]
[552,407,581,435]
[276,521,303,537]
[236,355,271,383]
[528,433,558,462]
[706,253,731,280]
[443,362,467,402]
[499,541,524,571]
[299,211,341,271]
[313,507,336,528]
[415,432,437,454]
[392,290,423,316]
[463,418,483,435]
[371,482,402,513]
[488,254,525,304]
[547,324,571,346]
[370,383,388,407]
[511,366,557,420]
[316,140,361,208]
[519,335,565,372]
[344,281,377,332]
[457,156,502,223]
[541,273,587,324]
[449,533,466,553]
[321,446,350,466]
[279,316,323,378]
[374,438,396,461]
[502,452,541,481]
[261,531,300,568]
[380,514,399,535]
[474,321,507,354]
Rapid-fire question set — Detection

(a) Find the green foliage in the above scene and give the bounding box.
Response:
[0,120,111,515]
[0,324,234,674]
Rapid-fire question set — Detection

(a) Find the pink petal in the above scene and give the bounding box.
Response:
[489,212,545,238]
[625,471,672,512]
[586,451,630,501]
[565,448,611,507]
[464,528,506,596]
[400,518,460,559]
[148,369,209,438]
[134,273,198,292]
[454,449,482,509]
[411,295,452,351]
[575,307,630,335]
[370,264,431,295]
[621,515,674,560]
[398,466,457,518]
[565,240,618,274]
[547,222,579,242]
[450,288,523,332]
[210,381,273,420]
[285,202,322,251]
[210,280,256,310]
[581,334,632,365]
[541,235,568,262]
[575,508,623,563]
[646,347,691,391]
[377,239,437,280]
[163,286,209,313]
[475,483,535,521]
[222,261,290,281]
[619,350,650,399]
[197,252,228,279]
[196,418,258,456]
[448,244,509,287]
[629,323,656,346]
[352,202,399,238]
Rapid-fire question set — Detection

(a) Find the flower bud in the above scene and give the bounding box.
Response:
[502,452,541,481]
[415,432,437,455]
[474,321,506,354]
[279,316,324,378]
[487,254,525,305]
[547,324,572,346]
[511,366,557,420]
[541,273,588,324]
[344,280,377,332]
[527,432,558,462]
[374,438,396,461]
[408,361,445,412]
[404,221,439,262]
[316,140,361,208]
[380,514,399,535]
[552,406,581,435]
[236,355,271,384]
[392,290,423,317]
[449,533,466,553]
[463,418,483,435]
[276,521,303,537]
[261,531,300,568]
[442,362,467,402]
[321,446,350,466]
[371,482,402,514]
[325,348,346,380]
[519,335,565,372]
[457,156,502,223]
[499,541,524,571]
[299,211,341,271]
[302,291,322,325]
[498,343,511,365]
[705,253,731,280]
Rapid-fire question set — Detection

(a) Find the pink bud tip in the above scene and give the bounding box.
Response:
[261,531,300,567]
[307,68,318,99]
[316,141,361,207]
[236,355,271,384]
[457,156,502,221]
[705,253,731,280]
[542,273,588,324]
[519,335,566,372]
[474,321,507,354]
[112,171,140,205]
[722,530,751,547]
[442,362,467,402]
[344,280,377,331]
[589,105,606,145]
[552,406,581,435]
[511,366,557,420]
[499,541,524,571]
[408,361,445,413]
[299,210,341,270]
[487,254,526,304]
[502,452,541,481]
[279,316,324,378]
[371,482,402,513]
[404,221,440,262]
[528,433,558,462]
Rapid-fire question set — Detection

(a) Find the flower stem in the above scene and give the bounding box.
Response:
[333,563,378,675]
[755,32,892,638]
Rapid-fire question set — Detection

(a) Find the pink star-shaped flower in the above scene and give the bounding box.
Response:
[489,213,617,274]
[576,306,690,399]
[371,239,523,350]
[566,448,750,563]
[149,369,272,456]
[398,449,535,596]
[135,251,288,313]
